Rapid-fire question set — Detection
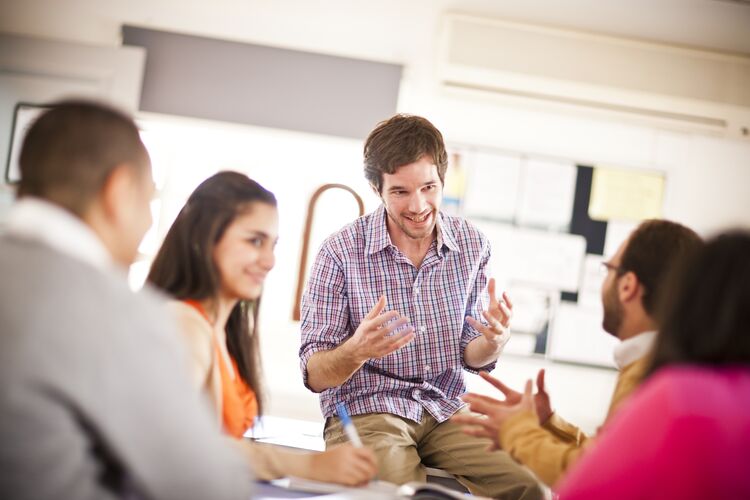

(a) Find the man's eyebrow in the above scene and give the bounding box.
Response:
[388,181,437,192]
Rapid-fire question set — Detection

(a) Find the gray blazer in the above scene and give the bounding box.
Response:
[0,236,253,500]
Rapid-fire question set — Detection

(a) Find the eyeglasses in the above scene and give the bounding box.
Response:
[601,261,624,275]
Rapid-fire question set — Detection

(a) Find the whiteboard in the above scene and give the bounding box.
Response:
[548,302,618,368]
[472,221,586,293]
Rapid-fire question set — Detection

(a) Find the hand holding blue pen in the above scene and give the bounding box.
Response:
[336,403,363,448]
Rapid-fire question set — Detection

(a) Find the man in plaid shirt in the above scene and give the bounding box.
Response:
[299,115,543,499]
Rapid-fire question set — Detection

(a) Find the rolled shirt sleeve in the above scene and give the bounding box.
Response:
[299,246,350,391]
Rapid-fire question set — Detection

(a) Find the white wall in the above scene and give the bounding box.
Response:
[2,0,750,433]
[122,111,623,432]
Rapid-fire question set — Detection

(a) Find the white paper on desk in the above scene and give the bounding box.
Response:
[270,477,397,496]
[268,478,488,500]
[517,158,577,230]
[246,416,323,440]
[463,152,521,221]
[548,302,617,368]
[246,416,325,451]
[253,434,325,452]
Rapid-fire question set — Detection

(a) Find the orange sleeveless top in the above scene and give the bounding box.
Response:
[184,300,258,438]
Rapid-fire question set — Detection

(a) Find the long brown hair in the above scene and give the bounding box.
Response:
[147,171,276,415]
[646,230,750,378]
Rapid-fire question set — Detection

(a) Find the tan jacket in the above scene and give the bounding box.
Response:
[498,357,648,487]
[168,301,225,426]
[168,301,316,481]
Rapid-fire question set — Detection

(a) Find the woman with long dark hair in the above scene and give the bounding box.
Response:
[557,231,750,499]
[148,171,375,484]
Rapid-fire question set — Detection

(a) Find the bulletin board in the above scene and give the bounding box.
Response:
[446,146,665,368]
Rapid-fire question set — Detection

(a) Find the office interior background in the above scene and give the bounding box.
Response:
[1,0,749,434]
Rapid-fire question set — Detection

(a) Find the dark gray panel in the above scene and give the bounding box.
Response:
[122,26,402,139]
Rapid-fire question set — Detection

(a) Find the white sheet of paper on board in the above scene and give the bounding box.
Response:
[463,152,521,221]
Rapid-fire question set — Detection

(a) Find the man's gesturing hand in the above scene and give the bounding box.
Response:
[466,278,513,347]
[452,378,536,451]
[344,296,415,364]
[477,370,553,425]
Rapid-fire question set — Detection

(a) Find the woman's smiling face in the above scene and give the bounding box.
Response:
[212,202,279,302]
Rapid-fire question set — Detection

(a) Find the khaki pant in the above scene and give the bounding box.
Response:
[324,409,544,500]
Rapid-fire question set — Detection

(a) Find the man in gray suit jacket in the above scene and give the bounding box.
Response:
[0,101,253,499]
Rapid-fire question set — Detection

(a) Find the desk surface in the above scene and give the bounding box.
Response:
[254,480,398,499]
[247,416,326,451]
[247,416,457,481]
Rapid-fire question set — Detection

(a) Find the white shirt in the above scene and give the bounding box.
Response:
[613,330,657,370]
[5,197,112,271]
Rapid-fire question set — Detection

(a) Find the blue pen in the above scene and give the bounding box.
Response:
[336,403,363,448]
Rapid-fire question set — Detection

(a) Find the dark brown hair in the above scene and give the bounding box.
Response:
[18,100,149,215]
[363,114,448,193]
[147,171,276,415]
[646,230,750,377]
[618,219,703,316]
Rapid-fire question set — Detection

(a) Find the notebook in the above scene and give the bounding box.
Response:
[269,477,490,499]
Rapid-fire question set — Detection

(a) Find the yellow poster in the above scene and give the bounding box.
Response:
[444,152,467,200]
[589,167,664,221]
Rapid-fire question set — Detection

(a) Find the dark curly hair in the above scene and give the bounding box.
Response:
[646,230,750,377]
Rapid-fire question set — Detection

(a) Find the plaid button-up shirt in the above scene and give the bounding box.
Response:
[299,205,495,423]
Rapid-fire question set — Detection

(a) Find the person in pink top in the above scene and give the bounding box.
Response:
[557,230,750,499]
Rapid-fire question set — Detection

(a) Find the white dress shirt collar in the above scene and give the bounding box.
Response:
[5,197,112,271]
[613,330,657,370]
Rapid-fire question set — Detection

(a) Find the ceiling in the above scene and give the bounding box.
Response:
[444,0,750,54]
[1,0,749,57]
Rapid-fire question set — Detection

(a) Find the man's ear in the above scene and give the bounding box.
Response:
[370,183,382,199]
[99,163,134,223]
[617,271,641,304]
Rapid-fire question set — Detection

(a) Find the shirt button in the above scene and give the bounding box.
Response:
[424,365,431,372]
[414,287,420,294]
[419,325,427,333]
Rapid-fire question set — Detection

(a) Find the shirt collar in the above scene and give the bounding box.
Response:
[365,205,460,256]
[5,197,113,271]
[437,212,460,254]
[613,330,657,370]
[365,205,391,255]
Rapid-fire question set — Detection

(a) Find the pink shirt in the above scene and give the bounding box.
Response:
[558,366,750,499]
